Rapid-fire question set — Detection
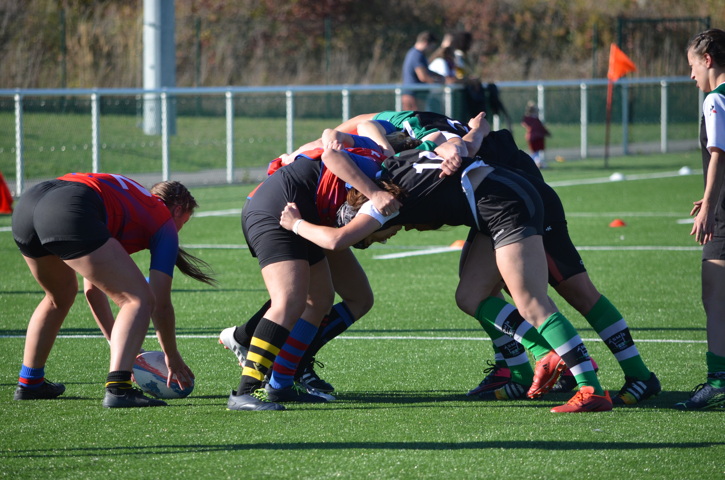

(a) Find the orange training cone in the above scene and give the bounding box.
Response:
[609,219,626,227]
[0,171,13,214]
[450,239,466,249]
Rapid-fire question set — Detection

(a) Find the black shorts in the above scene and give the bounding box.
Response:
[475,168,544,248]
[703,236,725,261]
[703,191,725,260]
[524,174,586,285]
[12,179,109,260]
[242,165,326,269]
[466,171,586,285]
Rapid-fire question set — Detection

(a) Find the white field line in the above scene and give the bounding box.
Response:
[0,334,705,344]
[194,208,241,217]
[546,168,702,188]
[374,244,700,259]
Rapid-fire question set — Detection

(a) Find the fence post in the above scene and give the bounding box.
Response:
[580,83,588,159]
[537,84,545,121]
[342,89,350,123]
[444,86,453,118]
[91,92,100,172]
[14,93,24,195]
[226,91,234,184]
[161,91,170,181]
[395,88,402,112]
[286,90,295,155]
[660,80,668,153]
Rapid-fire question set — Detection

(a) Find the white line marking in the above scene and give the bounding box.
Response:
[374,246,462,259]
[547,169,702,188]
[194,208,242,217]
[575,246,700,251]
[184,244,248,249]
[373,244,701,259]
[0,334,706,344]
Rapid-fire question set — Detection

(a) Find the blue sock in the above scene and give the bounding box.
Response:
[269,319,318,389]
[18,365,45,389]
[319,302,356,343]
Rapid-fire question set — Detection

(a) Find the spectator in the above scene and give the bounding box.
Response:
[401,31,444,111]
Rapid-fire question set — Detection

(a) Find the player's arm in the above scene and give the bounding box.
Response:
[147,222,195,389]
[280,201,388,251]
[321,147,401,216]
[334,112,379,133]
[691,146,725,245]
[356,120,395,157]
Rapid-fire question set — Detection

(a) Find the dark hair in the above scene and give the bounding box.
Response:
[346,180,406,210]
[417,31,437,44]
[688,29,725,67]
[385,131,422,153]
[150,181,216,286]
[451,31,473,52]
[336,182,406,249]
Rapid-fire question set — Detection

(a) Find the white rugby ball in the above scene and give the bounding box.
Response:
[132,351,194,399]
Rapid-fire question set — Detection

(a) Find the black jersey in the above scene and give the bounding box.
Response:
[379,149,478,228]
[410,111,469,137]
[407,112,542,179]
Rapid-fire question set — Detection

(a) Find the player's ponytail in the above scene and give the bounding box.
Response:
[175,246,217,286]
[150,181,217,286]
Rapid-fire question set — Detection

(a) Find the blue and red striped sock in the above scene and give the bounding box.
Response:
[269,318,318,390]
[18,365,45,389]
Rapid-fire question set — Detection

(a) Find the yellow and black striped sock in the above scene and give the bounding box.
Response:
[237,318,289,395]
[105,371,133,394]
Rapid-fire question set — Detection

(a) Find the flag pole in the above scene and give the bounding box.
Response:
[605,43,636,170]
[604,80,613,169]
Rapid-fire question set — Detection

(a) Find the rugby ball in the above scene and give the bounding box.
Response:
[132,351,194,399]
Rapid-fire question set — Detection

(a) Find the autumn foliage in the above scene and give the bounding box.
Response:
[0,0,717,89]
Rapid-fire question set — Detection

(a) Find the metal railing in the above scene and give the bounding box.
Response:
[0,77,699,195]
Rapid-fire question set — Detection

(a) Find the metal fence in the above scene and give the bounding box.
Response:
[0,76,700,195]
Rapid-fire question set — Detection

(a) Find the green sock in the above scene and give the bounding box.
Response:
[476,297,551,360]
[706,351,725,388]
[538,312,603,395]
[478,318,534,386]
[586,295,650,380]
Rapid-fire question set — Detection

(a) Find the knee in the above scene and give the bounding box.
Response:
[342,288,374,319]
[455,288,479,316]
[48,278,79,314]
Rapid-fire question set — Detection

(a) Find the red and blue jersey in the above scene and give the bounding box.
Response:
[57,173,178,276]
[250,147,385,226]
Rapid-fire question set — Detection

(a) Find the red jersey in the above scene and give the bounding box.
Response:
[249,147,385,226]
[57,173,174,255]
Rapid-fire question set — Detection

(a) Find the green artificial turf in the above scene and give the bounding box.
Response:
[0,151,723,479]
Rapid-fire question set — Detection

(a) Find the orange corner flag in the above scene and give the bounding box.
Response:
[607,44,637,82]
[0,171,13,214]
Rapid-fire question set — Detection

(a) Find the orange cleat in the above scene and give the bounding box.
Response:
[527,350,566,399]
[551,386,613,413]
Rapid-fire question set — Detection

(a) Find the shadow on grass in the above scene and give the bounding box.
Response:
[8,437,724,458]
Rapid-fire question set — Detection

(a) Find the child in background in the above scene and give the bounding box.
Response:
[521,101,550,169]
